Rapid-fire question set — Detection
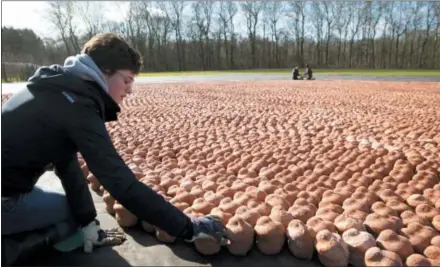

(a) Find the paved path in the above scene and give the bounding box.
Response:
[22,172,323,267]
[135,73,440,83]
[2,73,440,94]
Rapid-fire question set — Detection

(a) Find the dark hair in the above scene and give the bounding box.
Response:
[81,33,142,75]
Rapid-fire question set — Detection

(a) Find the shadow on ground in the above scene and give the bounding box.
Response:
[20,225,323,267]
[16,169,325,267]
[19,246,132,266]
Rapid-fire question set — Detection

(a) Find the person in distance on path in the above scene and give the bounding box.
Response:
[304,64,313,80]
[2,32,228,265]
[292,66,300,80]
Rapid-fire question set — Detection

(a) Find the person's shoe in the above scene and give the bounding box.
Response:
[53,228,84,252]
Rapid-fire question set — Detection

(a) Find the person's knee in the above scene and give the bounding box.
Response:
[24,186,72,219]
[2,187,75,235]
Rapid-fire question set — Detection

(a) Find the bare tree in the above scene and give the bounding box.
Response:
[311,2,324,67]
[287,2,306,66]
[342,4,354,67]
[404,2,422,68]
[151,3,172,70]
[202,1,214,69]
[77,2,106,40]
[225,1,238,69]
[22,0,440,72]
[124,2,138,48]
[192,1,213,70]
[322,2,335,66]
[212,10,223,69]
[46,1,74,55]
[333,2,350,67]
[166,1,186,70]
[419,2,437,67]
[241,1,265,68]
[264,1,283,67]
[261,10,268,68]
[397,3,412,68]
[359,2,370,66]
[385,2,409,68]
[348,2,362,67]
[218,2,229,68]
[433,3,440,68]
[126,2,148,70]
[62,1,81,52]
[366,1,383,68]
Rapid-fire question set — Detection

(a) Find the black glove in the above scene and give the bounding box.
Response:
[185,215,229,245]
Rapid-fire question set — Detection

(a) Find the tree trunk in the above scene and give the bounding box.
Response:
[433,24,439,68]
[275,37,279,67]
[230,36,235,69]
[349,39,354,68]
[394,36,399,68]
[326,27,330,66]
[2,62,9,83]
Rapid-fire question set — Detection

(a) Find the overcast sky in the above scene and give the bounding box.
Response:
[2,1,279,40]
[2,1,401,41]
[2,1,129,38]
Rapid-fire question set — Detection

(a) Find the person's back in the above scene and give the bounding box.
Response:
[2,87,54,193]
[2,67,110,197]
[305,64,313,80]
[1,62,119,265]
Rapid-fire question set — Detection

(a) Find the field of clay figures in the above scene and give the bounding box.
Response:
[3,80,440,266]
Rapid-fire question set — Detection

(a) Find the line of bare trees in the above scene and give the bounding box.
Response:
[3,1,440,74]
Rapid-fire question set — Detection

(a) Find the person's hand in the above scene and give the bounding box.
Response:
[82,219,126,253]
[185,215,230,245]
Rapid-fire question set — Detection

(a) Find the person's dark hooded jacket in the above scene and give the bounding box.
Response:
[1,54,192,238]
[292,68,299,80]
[305,65,313,79]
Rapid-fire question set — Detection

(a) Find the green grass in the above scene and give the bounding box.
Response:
[314,69,440,76]
[139,69,440,77]
[2,77,25,83]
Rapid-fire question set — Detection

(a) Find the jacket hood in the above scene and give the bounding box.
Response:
[27,62,120,121]
[63,53,108,92]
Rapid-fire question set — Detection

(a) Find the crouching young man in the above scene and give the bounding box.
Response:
[2,33,228,265]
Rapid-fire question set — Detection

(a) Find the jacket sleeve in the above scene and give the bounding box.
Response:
[53,156,97,227]
[65,104,192,238]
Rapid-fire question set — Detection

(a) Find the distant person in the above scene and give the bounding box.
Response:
[304,64,313,80]
[292,66,300,80]
[2,32,228,265]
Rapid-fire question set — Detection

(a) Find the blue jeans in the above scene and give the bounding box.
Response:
[2,184,78,237]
